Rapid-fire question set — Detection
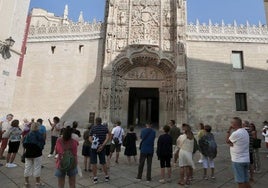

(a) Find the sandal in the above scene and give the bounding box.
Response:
[178,181,185,185]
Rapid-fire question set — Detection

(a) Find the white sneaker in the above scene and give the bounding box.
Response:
[8,163,17,168]
[54,154,59,159]
[5,163,11,167]
[47,154,53,158]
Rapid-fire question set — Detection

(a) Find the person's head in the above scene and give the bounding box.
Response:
[23,118,29,123]
[250,123,256,131]
[115,120,121,126]
[37,118,43,125]
[31,118,35,123]
[95,117,102,125]
[169,120,175,127]
[31,122,40,131]
[163,125,170,133]
[53,116,60,124]
[204,125,212,133]
[11,119,19,127]
[182,123,194,139]
[146,121,152,128]
[72,121,78,129]
[62,126,72,141]
[6,114,14,122]
[199,123,204,130]
[231,117,242,129]
[129,126,134,132]
[243,120,250,128]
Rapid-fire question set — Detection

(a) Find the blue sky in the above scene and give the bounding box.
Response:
[29,0,266,24]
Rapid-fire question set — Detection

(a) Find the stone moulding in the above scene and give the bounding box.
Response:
[28,22,104,42]
[187,21,268,43]
[28,32,103,42]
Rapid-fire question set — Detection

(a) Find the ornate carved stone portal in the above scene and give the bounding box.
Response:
[100,0,188,127]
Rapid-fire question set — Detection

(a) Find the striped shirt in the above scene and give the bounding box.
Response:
[90,124,108,145]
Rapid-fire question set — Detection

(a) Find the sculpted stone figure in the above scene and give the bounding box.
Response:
[119,12,127,25]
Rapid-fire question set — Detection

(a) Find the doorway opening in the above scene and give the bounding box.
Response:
[128,88,159,128]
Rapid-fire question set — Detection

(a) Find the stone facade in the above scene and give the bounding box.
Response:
[11,0,268,129]
[0,0,30,115]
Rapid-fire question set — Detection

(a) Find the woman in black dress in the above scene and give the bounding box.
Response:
[124,126,137,164]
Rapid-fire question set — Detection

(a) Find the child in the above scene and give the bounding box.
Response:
[82,124,92,171]
[157,125,173,183]
[198,125,217,179]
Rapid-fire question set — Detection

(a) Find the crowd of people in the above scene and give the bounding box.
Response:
[0,113,268,188]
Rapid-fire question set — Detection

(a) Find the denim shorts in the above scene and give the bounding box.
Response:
[90,148,106,164]
[232,162,249,183]
[55,167,78,177]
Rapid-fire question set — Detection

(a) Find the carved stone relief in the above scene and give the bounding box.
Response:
[124,67,164,80]
[163,40,173,51]
[116,39,127,51]
[130,1,160,45]
[117,26,127,39]
[119,11,127,25]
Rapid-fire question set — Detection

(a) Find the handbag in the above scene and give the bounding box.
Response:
[113,128,122,146]
[253,138,261,149]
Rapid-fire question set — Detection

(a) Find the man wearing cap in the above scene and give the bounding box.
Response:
[262,125,268,157]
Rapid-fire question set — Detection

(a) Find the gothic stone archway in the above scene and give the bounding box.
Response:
[100,46,187,128]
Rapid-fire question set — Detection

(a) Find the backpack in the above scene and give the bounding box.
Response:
[199,134,217,159]
[59,139,76,172]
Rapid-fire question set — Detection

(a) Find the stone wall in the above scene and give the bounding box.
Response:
[0,0,30,116]
[12,38,104,127]
[187,41,268,130]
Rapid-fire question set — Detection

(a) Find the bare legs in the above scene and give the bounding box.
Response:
[6,153,17,163]
[127,156,137,164]
[84,157,91,171]
[58,176,76,188]
[179,166,191,185]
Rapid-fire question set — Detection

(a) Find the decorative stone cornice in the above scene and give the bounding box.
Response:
[28,22,104,42]
[186,20,268,43]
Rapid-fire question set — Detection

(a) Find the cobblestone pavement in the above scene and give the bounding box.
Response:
[0,130,268,188]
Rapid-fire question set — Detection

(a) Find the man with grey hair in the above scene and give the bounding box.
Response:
[0,114,14,159]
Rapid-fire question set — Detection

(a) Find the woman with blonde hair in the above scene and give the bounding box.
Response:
[177,124,195,185]
[23,122,45,188]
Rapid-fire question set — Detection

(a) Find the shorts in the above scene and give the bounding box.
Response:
[105,145,111,156]
[202,156,215,168]
[55,167,78,177]
[82,145,91,157]
[0,138,8,150]
[8,141,20,153]
[110,143,121,153]
[159,156,171,168]
[232,162,250,183]
[90,148,106,165]
[24,156,42,177]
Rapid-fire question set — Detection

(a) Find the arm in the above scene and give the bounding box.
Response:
[97,133,109,152]
[226,126,233,146]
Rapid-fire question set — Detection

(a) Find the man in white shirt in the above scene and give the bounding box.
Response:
[226,117,251,188]
[110,120,124,164]
[0,114,14,159]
